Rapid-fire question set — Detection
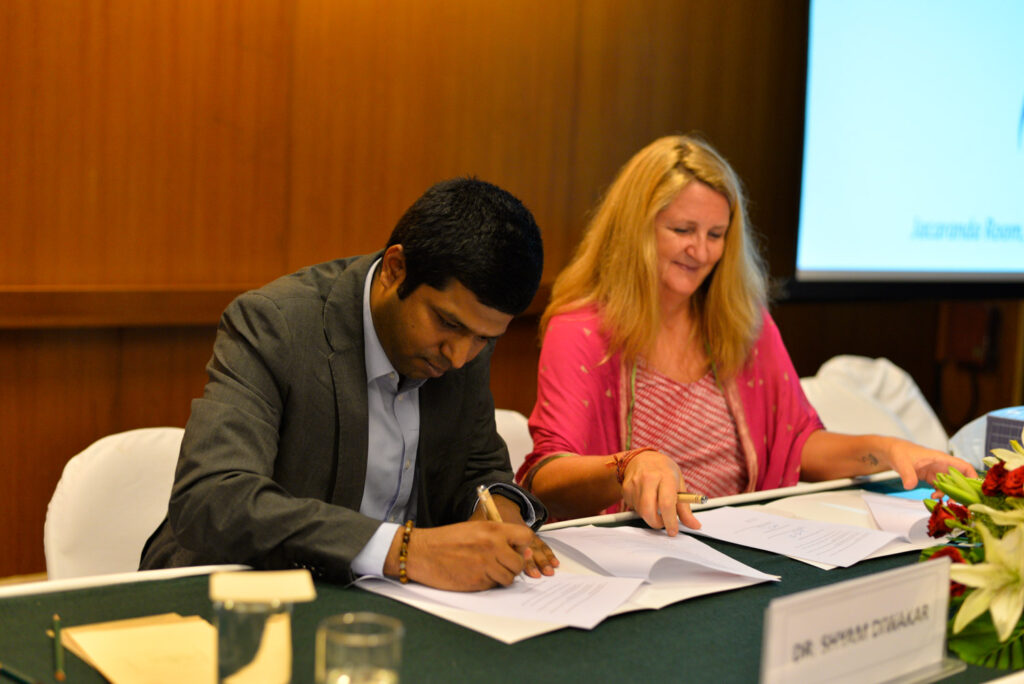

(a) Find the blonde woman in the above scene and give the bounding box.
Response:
[516,135,976,534]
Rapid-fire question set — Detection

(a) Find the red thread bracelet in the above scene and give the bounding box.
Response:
[609,447,657,484]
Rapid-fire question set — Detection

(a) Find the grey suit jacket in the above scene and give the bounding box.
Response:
[140,252,543,582]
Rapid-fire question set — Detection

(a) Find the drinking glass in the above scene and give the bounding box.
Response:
[315,612,404,684]
[214,599,293,683]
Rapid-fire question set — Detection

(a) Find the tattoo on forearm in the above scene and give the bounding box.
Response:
[863,453,879,467]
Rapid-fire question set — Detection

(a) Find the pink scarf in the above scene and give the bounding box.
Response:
[517,305,822,505]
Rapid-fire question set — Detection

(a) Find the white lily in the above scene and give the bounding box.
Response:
[969,503,1024,526]
[987,427,1024,470]
[951,523,1024,642]
[989,449,1024,471]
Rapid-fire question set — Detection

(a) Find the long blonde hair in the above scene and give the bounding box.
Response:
[542,134,767,379]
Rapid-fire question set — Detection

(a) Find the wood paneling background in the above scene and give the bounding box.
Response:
[2,1,1020,577]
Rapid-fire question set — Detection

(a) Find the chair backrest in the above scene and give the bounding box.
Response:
[44,427,184,580]
[799,355,948,451]
[495,408,532,475]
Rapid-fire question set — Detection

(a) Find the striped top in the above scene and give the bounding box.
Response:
[631,361,748,498]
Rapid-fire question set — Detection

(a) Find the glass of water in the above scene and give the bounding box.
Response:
[214,599,293,683]
[315,612,404,684]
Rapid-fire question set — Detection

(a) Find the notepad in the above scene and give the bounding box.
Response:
[61,613,216,684]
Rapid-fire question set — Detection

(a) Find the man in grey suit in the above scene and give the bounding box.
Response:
[141,178,557,591]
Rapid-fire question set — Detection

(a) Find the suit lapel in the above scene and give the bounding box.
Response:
[328,347,369,509]
[323,252,381,510]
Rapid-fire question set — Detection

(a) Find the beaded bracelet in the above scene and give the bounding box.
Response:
[399,519,414,584]
[608,447,656,484]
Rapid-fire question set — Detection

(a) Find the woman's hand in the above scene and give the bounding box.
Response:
[801,431,978,489]
[880,438,978,489]
[620,449,701,535]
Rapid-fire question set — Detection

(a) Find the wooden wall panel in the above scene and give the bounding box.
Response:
[0,0,293,286]
[0,331,122,573]
[489,317,542,420]
[1,330,121,575]
[772,300,943,399]
[570,0,808,276]
[935,301,1024,431]
[115,328,217,429]
[0,328,214,576]
[287,0,579,280]
[774,300,1024,436]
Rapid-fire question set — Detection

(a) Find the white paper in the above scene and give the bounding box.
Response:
[753,490,938,569]
[357,524,780,643]
[760,490,877,528]
[360,572,643,630]
[542,525,778,583]
[689,506,898,567]
[860,492,932,543]
[357,580,568,643]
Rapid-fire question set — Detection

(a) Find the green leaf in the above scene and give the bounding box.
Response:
[946,614,1024,669]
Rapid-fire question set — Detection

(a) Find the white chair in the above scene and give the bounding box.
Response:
[799,355,948,451]
[44,427,184,580]
[495,408,532,474]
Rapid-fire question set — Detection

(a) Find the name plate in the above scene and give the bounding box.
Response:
[760,558,957,684]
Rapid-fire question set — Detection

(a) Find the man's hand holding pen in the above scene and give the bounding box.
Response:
[471,486,559,580]
[382,488,559,592]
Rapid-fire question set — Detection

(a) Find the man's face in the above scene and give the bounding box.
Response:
[371,246,513,380]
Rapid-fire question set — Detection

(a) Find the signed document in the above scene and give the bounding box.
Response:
[748,489,938,569]
[687,506,898,567]
[358,523,779,643]
[542,525,777,583]
[387,572,643,629]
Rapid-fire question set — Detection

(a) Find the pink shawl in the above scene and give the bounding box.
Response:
[517,305,822,499]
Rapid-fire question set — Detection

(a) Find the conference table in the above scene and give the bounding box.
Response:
[0,479,1002,683]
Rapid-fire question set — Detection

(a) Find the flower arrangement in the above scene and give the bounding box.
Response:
[921,426,1024,669]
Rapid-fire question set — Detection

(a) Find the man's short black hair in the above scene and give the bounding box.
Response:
[386,178,543,316]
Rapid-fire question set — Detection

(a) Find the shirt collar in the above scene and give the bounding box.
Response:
[362,258,426,392]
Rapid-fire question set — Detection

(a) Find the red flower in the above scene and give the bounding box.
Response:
[927,501,968,537]
[931,546,966,563]
[947,501,970,522]
[929,547,968,597]
[983,461,1008,496]
[1003,466,1024,497]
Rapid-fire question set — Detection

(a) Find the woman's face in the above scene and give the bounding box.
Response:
[654,180,730,303]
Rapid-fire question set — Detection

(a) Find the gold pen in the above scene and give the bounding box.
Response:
[677,492,708,505]
[476,485,503,522]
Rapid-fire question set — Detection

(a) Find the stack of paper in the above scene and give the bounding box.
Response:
[359,525,778,643]
[688,506,899,567]
[708,489,939,569]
